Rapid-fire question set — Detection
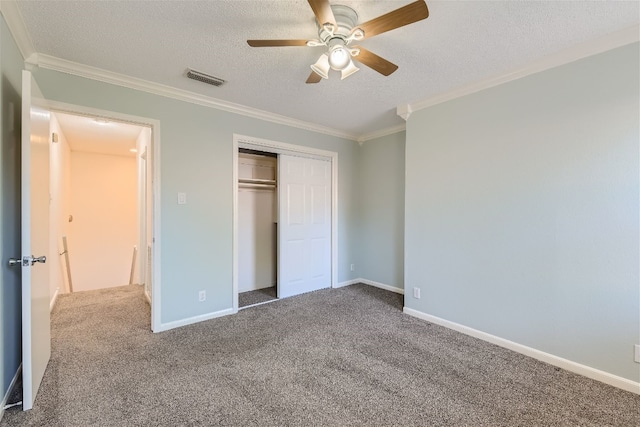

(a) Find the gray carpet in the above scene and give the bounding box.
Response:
[2,284,638,426]
[239,286,277,308]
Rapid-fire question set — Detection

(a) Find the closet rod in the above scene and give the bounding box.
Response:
[239,182,277,189]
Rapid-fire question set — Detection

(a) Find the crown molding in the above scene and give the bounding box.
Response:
[357,123,406,143]
[404,24,640,115]
[28,53,359,141]
[0,0,35,60]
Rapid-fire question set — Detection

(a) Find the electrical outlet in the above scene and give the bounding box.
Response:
[413,287,420,299]
[634,345,640,363]
[198,290,206,302]
[350,264,355,271]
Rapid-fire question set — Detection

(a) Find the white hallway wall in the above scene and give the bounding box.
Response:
[49,113,72,299]
[69,151,137,291]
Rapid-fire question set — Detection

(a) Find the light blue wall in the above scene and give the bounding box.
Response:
[31,68,360,324]
[405,43,640,382]
[357,132,405,288]
[0,13,23,400]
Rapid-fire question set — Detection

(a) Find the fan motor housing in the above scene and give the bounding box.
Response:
[317,5,358,44]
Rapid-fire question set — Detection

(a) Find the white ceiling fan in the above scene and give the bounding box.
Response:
[247,0,430,83]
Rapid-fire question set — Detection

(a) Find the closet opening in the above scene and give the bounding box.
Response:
[237,149,279,308]
[233,134,338,313]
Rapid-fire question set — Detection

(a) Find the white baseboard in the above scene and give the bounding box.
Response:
[403,307,640,395]
[49,287,59,312]
[335,278,404,294]
[1,364,22,420]
[359,278,404,295]
[156,308,235,332]
[335,279,360,288]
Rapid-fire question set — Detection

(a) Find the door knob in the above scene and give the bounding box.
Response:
[8,255,47,266]
[8,258,23,267]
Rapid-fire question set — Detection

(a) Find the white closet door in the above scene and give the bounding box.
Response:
[278,155,331,298]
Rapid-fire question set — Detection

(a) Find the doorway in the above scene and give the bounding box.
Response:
[232,134,338,312]
[51,112,148,293]
[43,101,160,331]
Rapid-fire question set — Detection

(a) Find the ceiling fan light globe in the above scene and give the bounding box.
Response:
[328,46,350,71]
[310,54,330,79]
[341,60,359,80]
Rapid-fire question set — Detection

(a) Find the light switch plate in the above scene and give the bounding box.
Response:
[177,192,187,205]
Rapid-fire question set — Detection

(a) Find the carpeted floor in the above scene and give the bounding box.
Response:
[2,284,638,426]
[239,286,278,308]
[4,375,21,407]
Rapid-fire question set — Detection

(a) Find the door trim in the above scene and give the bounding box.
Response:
[232,134,338,312]
[44,99,162,333]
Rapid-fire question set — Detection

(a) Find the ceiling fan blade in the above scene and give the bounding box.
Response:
[308,0,337,28]
[247,40,309,47]
[351,46,398,76]
[306,71,323,84]
[352,0,429,40]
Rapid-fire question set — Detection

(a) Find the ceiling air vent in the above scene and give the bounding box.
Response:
[186,68,225,87]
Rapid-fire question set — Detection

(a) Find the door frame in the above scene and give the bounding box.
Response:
[45,99,162,332]
[232,134,338,311]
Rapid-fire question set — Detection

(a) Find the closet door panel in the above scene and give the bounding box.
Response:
[278,155,331,299]
[287,184,305,226]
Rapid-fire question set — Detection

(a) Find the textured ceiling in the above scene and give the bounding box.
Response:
[15,1,640,138]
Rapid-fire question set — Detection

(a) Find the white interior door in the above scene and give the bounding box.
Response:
[278,155,331,298]
[20,70,51,411]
